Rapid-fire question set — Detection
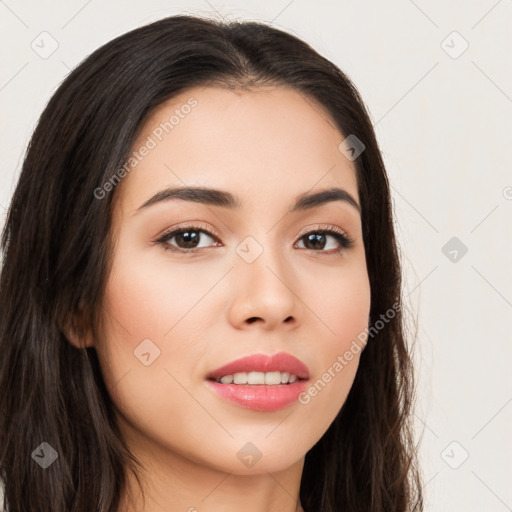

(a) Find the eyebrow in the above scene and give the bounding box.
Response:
[135,186,360,215]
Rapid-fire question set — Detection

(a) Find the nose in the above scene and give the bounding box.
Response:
[227,240,302,331]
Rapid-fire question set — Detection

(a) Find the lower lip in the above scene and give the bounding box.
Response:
[205,380,309,412]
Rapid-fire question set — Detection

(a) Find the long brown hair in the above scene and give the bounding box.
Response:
[0,14,423,511]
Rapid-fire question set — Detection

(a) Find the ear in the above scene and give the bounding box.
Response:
[59,302,95,349]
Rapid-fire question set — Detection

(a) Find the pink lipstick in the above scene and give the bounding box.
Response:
[205,352,310,412]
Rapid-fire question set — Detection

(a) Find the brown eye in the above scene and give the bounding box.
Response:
[156,226,220,253]
[296,229,353,253]
[155,224,353,255]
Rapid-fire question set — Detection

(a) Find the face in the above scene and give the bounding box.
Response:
[92,85,371,476]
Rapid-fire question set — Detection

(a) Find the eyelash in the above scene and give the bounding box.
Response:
[154,222,354,256]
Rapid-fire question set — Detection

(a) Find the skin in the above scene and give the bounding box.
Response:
[71,85,371,511]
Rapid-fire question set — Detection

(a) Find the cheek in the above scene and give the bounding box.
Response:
[95,264,211,463]
[304,253,371,355]
[99,240,230,378]
[102,250,214,340]
[296,258,371,421]
[95,244,235,451]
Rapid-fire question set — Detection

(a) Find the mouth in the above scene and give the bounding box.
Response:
[205,352,310,412]
[206,351,310,381]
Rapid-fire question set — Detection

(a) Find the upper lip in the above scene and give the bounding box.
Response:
[206,352,310,381]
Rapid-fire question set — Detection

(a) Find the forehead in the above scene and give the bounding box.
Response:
[115,85,359,215]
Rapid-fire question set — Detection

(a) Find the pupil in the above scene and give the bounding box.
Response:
[178,231,199,248]
[306,233,325,250]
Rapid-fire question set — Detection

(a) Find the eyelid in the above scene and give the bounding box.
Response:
[155,221,221,241]
[156,222,349,241]
[296,223,348,239]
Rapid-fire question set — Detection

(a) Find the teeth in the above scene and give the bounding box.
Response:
[218,371,300,385]
[233,372,248,384]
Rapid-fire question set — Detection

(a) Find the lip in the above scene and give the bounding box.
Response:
[206,352,310,381]
[205,352,310,412]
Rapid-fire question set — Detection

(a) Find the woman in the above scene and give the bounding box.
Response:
[0,14,423,512]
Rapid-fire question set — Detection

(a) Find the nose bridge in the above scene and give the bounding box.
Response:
[235,222,285,280]
[231,226,299,326]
